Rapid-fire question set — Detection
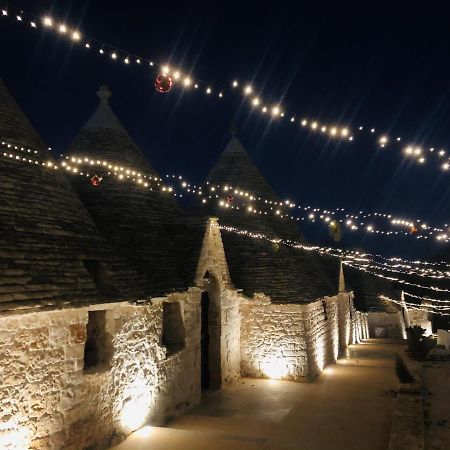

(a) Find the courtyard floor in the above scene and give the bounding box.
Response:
[112,339,401,450]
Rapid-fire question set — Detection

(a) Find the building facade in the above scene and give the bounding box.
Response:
[0,80,372,450]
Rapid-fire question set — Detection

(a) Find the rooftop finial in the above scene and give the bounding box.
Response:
[229,122,239,136]
[96,85,112,101]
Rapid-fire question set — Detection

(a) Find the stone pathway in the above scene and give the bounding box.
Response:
[423,362,450,450]
[112,339,400,450]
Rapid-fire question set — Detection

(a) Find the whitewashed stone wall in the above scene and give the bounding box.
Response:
[240,294,309,381]
[0,291,201,450]
[367,311,406,338]
[407,309,432,336]
[196,218,241,385]
[240,293,367,382]
[303,296,340,380]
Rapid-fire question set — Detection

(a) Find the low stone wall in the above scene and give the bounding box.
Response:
[407,309,432,336]
[239,294,309,381]
[303,297,340,380]
[0,290,201,450]
[240,293,366,382]
[368,312,405,339]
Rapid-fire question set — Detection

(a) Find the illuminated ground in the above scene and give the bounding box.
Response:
[112,340,400,450]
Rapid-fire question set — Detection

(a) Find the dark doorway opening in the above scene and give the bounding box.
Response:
[201,291,210,391]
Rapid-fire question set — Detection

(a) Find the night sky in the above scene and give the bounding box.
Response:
[1,1,449,259]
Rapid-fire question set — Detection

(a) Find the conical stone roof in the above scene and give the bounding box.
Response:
[0,79,147,309]
[195,132,340,303]
[67,86,205,296]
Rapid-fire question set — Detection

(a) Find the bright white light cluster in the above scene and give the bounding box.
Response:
[3,7,450,167]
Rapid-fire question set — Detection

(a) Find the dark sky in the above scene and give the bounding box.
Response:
[1,0,449,259]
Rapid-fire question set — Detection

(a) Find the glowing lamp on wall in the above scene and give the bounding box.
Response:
[260,356,289,379]
[120,378,152,433]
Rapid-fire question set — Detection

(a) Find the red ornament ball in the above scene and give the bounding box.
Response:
[90,175,102,187]
[226,195,234,204]
[155,74,173,93]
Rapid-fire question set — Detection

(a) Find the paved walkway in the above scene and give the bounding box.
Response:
[113,339,400,450]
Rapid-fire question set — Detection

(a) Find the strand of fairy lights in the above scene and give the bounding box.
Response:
[2,137,450,264]
[3,140,448,243]
[2,4,450,173]
[342,261,450,293]
[2,144,450,283]
[3,143,449,312]
[216,224,450,292]
[380,295,450,317]
[1,141,449,256]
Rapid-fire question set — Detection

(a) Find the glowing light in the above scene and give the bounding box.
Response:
[379,136,388,145]
[173,71,181,80]
[244,85,253,95]
[183,77,191,86]
[443,163,449,170]
[301,119,308,126]
[206,87,212,94]
[311,121,318,129]
[232,80,238,87]
[272,106,280,116]
[134,426,153,438]
[42,16,52,27]
[262,106,267,112]
[2,9,7,16]
[341,128,349,137]
[124,57,129,64]
[72,31,81,41]
[59,24,67,33]
[252,97,260,106]
[330,127,337,136]
[31,21,36,28]
[261,356,289,379]
[16,15,22,21]
[120,379,152,432]
[162,65,170,73]
[405,146,413,155]
[418,157,425,164]
[321,126,327,132]
[111,52,117,59]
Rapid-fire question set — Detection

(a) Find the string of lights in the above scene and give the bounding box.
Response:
[379,295,450,316]
[2,2,450,173]
[2,136,450,274]
[2,139,448,243]
[342,261,450,293]
[2,143,450,286]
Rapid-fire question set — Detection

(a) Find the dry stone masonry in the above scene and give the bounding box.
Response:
[0,79,391,450]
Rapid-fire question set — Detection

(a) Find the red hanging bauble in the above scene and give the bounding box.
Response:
[155,74,173,93]
[90,175,102,187]
[226,194,234,204]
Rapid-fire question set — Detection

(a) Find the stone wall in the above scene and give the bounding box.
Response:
[407,309,432,336]
[367,311,406,339]
[195,217,241,386]
[0,291,201,450]
[239,293,365,382]
[240,294,309,381]
[303,296,340,380]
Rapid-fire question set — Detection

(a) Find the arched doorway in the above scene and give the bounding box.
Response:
[200,272,222,393]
